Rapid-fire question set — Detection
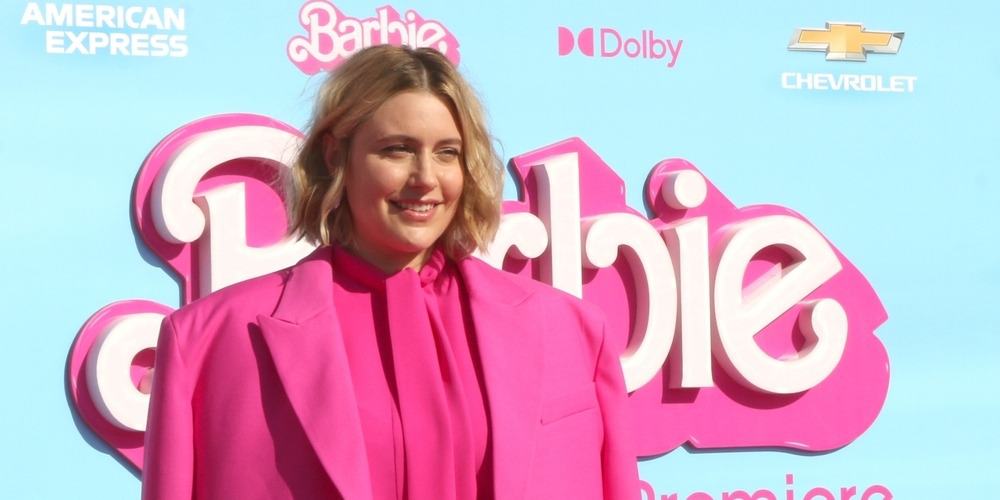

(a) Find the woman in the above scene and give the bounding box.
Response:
[142,45,638,500]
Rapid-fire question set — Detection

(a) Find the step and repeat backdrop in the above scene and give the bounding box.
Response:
[3,1,998,498]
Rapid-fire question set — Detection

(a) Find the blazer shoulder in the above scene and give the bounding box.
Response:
[166,268,289,334]
[461,256,607,326]
[166,246,335,341]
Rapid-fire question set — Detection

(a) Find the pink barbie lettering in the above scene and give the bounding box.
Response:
[68,114,888,469]
[287,2,461,74]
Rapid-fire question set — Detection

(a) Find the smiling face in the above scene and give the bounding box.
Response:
[342,91,465,272]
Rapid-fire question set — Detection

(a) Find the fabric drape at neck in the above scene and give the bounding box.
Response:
[331,245,489,500]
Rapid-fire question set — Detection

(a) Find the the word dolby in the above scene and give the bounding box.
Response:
[558,26,683,68]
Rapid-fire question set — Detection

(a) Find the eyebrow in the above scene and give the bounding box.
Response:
[374,134,463,147]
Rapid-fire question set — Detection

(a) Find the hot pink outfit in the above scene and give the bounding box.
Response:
[331,245,491,499]
[142,246,639,500]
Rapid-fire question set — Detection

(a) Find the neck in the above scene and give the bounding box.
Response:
[343,242,431,274]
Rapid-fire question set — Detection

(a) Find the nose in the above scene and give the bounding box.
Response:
[408,151,438,189]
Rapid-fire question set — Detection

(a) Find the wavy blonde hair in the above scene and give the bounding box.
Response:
[288,45,503,259]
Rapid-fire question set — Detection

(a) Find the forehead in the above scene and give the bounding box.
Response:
[359,91,461,139]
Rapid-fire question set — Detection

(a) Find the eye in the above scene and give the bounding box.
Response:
[435,147,461,162]
[380,144,411,158]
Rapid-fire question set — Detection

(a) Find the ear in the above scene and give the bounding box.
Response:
[321,134,347,211]
[322,133,340,175]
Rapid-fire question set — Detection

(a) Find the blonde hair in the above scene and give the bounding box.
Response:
[288,45,503,259]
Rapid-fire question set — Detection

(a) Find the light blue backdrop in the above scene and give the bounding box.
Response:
[2,0,997,498]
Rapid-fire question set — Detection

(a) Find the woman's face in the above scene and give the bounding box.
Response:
[342,90,464,272]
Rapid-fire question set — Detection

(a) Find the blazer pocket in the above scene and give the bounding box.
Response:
[540,383,598,425]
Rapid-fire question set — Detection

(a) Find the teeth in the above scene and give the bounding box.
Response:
[396,202,434,213]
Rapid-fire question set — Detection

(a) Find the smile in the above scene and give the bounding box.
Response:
[391,200,439,213]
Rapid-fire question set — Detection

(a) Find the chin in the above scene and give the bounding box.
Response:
[386,227,446,249]
[393,237,442,254]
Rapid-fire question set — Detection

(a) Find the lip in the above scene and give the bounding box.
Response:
[389,199,442,220]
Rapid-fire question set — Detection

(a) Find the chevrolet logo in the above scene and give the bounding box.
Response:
[789,22,903,61]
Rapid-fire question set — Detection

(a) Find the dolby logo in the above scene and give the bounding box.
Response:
[557,25,683,68]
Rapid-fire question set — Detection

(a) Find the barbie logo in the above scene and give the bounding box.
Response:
[68,114,887,469]
[287,2,460,75]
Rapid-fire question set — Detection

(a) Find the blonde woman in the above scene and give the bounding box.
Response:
[143,45,639,500]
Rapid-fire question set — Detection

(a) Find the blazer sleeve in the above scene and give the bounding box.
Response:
[594,319,641,500]
[142,315,194,500]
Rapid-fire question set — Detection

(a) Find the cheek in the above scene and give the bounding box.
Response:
[347,162,401,206]
[442,168,465,203]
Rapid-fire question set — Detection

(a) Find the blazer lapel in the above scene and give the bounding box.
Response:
[257,251,543,500]
[257,247,373,500]
[459,258,543,500]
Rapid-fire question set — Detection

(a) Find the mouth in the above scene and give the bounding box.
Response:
[390,200,440,214]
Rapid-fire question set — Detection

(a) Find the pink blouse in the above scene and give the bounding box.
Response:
[330,245,492,500]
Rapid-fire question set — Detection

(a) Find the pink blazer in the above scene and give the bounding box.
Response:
[142,247,639,500]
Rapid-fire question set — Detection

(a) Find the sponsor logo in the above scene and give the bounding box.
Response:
[789,22,903,61]
[558,26,682,68]
[19,2,188,57]
[287,2,460,75]
[780,72,916,93]
[68,115,887,468]
[783,22,914,93]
